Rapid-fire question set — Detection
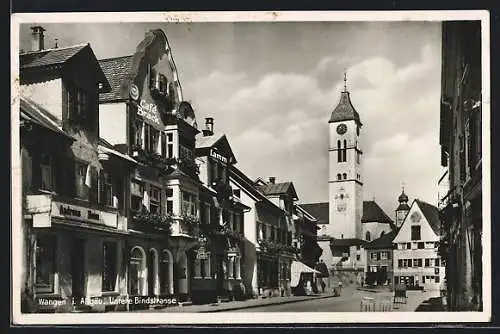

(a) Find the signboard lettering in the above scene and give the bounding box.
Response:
[210,149,228,164]
[52,201,117,228]
[137,100,162,128]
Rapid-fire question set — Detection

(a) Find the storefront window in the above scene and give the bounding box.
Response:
[35,234,56,293]
[102,241,117,292]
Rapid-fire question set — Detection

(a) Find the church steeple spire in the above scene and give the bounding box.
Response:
[343,71,348,92]
[329,73,362,126]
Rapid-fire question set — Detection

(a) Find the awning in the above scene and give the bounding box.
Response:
[290,261,320,287]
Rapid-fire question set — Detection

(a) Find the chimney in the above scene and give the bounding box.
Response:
[31,26,46,52]
[269,177,276,184]
[202,117,214,137]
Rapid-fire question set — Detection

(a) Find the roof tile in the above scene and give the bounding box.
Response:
[98,55,134,102]
[299,202,329,224]
[20,44,88,68]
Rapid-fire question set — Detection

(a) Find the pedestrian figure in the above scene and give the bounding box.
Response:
[320,278,326,293]
[338,280,343,292]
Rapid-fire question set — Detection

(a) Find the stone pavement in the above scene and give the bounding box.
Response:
[138,292,339,313]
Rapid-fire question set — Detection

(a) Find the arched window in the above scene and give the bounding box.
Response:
[160,250,173,295]
[129,247,147,296]
[342,173,347,180]
[365,231,371,241]
[147,249,159,296]
[337,140,342,162]
[337,173,341,180]
[343,140,347,162]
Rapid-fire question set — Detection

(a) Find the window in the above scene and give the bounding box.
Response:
[75,162,90,200]
[435,276,440,283]
[134,120,143,148]
[68,85,90,124]
[356,151,361,164]
[129,248,145,295]
[411,226,421,240]
[398,259,403,268]
[233,188,241,198]
[380,251,388,260]
[35,234,56,293]
[40,153,53,191]
[161,133,166,157]
[342,173,347,180]
[181,191,197,216]
[342,140,347,162]
[149,186,161,214]
[356,254,361,261]
[365,231,371,241]
[415,259,422,267]
[210,160,218,185]
[130,180,144,213]
[337,140,342,162]
[102,241,117,292]
[337,173,341,181]
[435,258,440,267]
[425,259,430,267]
[417,242,425,249]
[408,259,413,268]
[370,252,378,260]
[166,133,174,158]
[144,124,160,154]
[402,259,407,268]
[166,188,174,214]
[101,172,113,207]
[406,242,411,249]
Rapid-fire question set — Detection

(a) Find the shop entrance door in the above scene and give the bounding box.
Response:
[71,238,86,301]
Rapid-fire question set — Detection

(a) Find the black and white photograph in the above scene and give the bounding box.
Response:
[11,11,490,324]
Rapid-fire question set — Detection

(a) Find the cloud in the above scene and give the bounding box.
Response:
[183,40,441,215]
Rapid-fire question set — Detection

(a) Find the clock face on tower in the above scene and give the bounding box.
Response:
[336,123,347,135]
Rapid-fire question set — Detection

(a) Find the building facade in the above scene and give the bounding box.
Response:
[393,200,445,291]
[439,20,483,311]
[20,27,136,312]
[364,230,397,287]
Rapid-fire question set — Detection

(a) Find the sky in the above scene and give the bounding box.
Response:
[19,20,443,218]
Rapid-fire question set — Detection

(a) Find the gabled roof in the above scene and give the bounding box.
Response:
[229,166,285,215]
[295,204,318,223]
[20,44,111,92]
[20,97,73,139]
[298,202,329,225]
[257,182,298,201]
[329,91,362,125]
[415,199,441,235]
[195,132,237,164]
[98,55,134,102]
[20,44,88,68]
[362,200,395,228]
[365,229,398,250]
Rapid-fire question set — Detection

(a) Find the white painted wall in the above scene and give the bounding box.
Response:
[21,79,63,121]
[99,102,127,146]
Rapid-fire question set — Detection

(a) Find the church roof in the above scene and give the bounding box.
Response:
[331,238,367,247]
[362,200,395,227]
[298,202,329,225]
[329,91,362,125]
[398,190,409,203]
[415,199,441,236]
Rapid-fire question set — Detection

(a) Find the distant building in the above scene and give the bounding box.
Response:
[439,20,483,311]
[393,199,445,291]
[365,229,398,287]
[395,188,411,228]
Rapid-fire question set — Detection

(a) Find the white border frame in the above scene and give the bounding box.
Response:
[11,10,491,325]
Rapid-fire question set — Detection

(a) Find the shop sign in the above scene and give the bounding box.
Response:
[51,201,117,228]
[210,149,228,164]
[129,84,140,100]
[136,100,163,129]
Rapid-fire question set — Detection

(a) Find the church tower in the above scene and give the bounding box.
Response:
[328,74,363,239]
[395,186,410,228]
